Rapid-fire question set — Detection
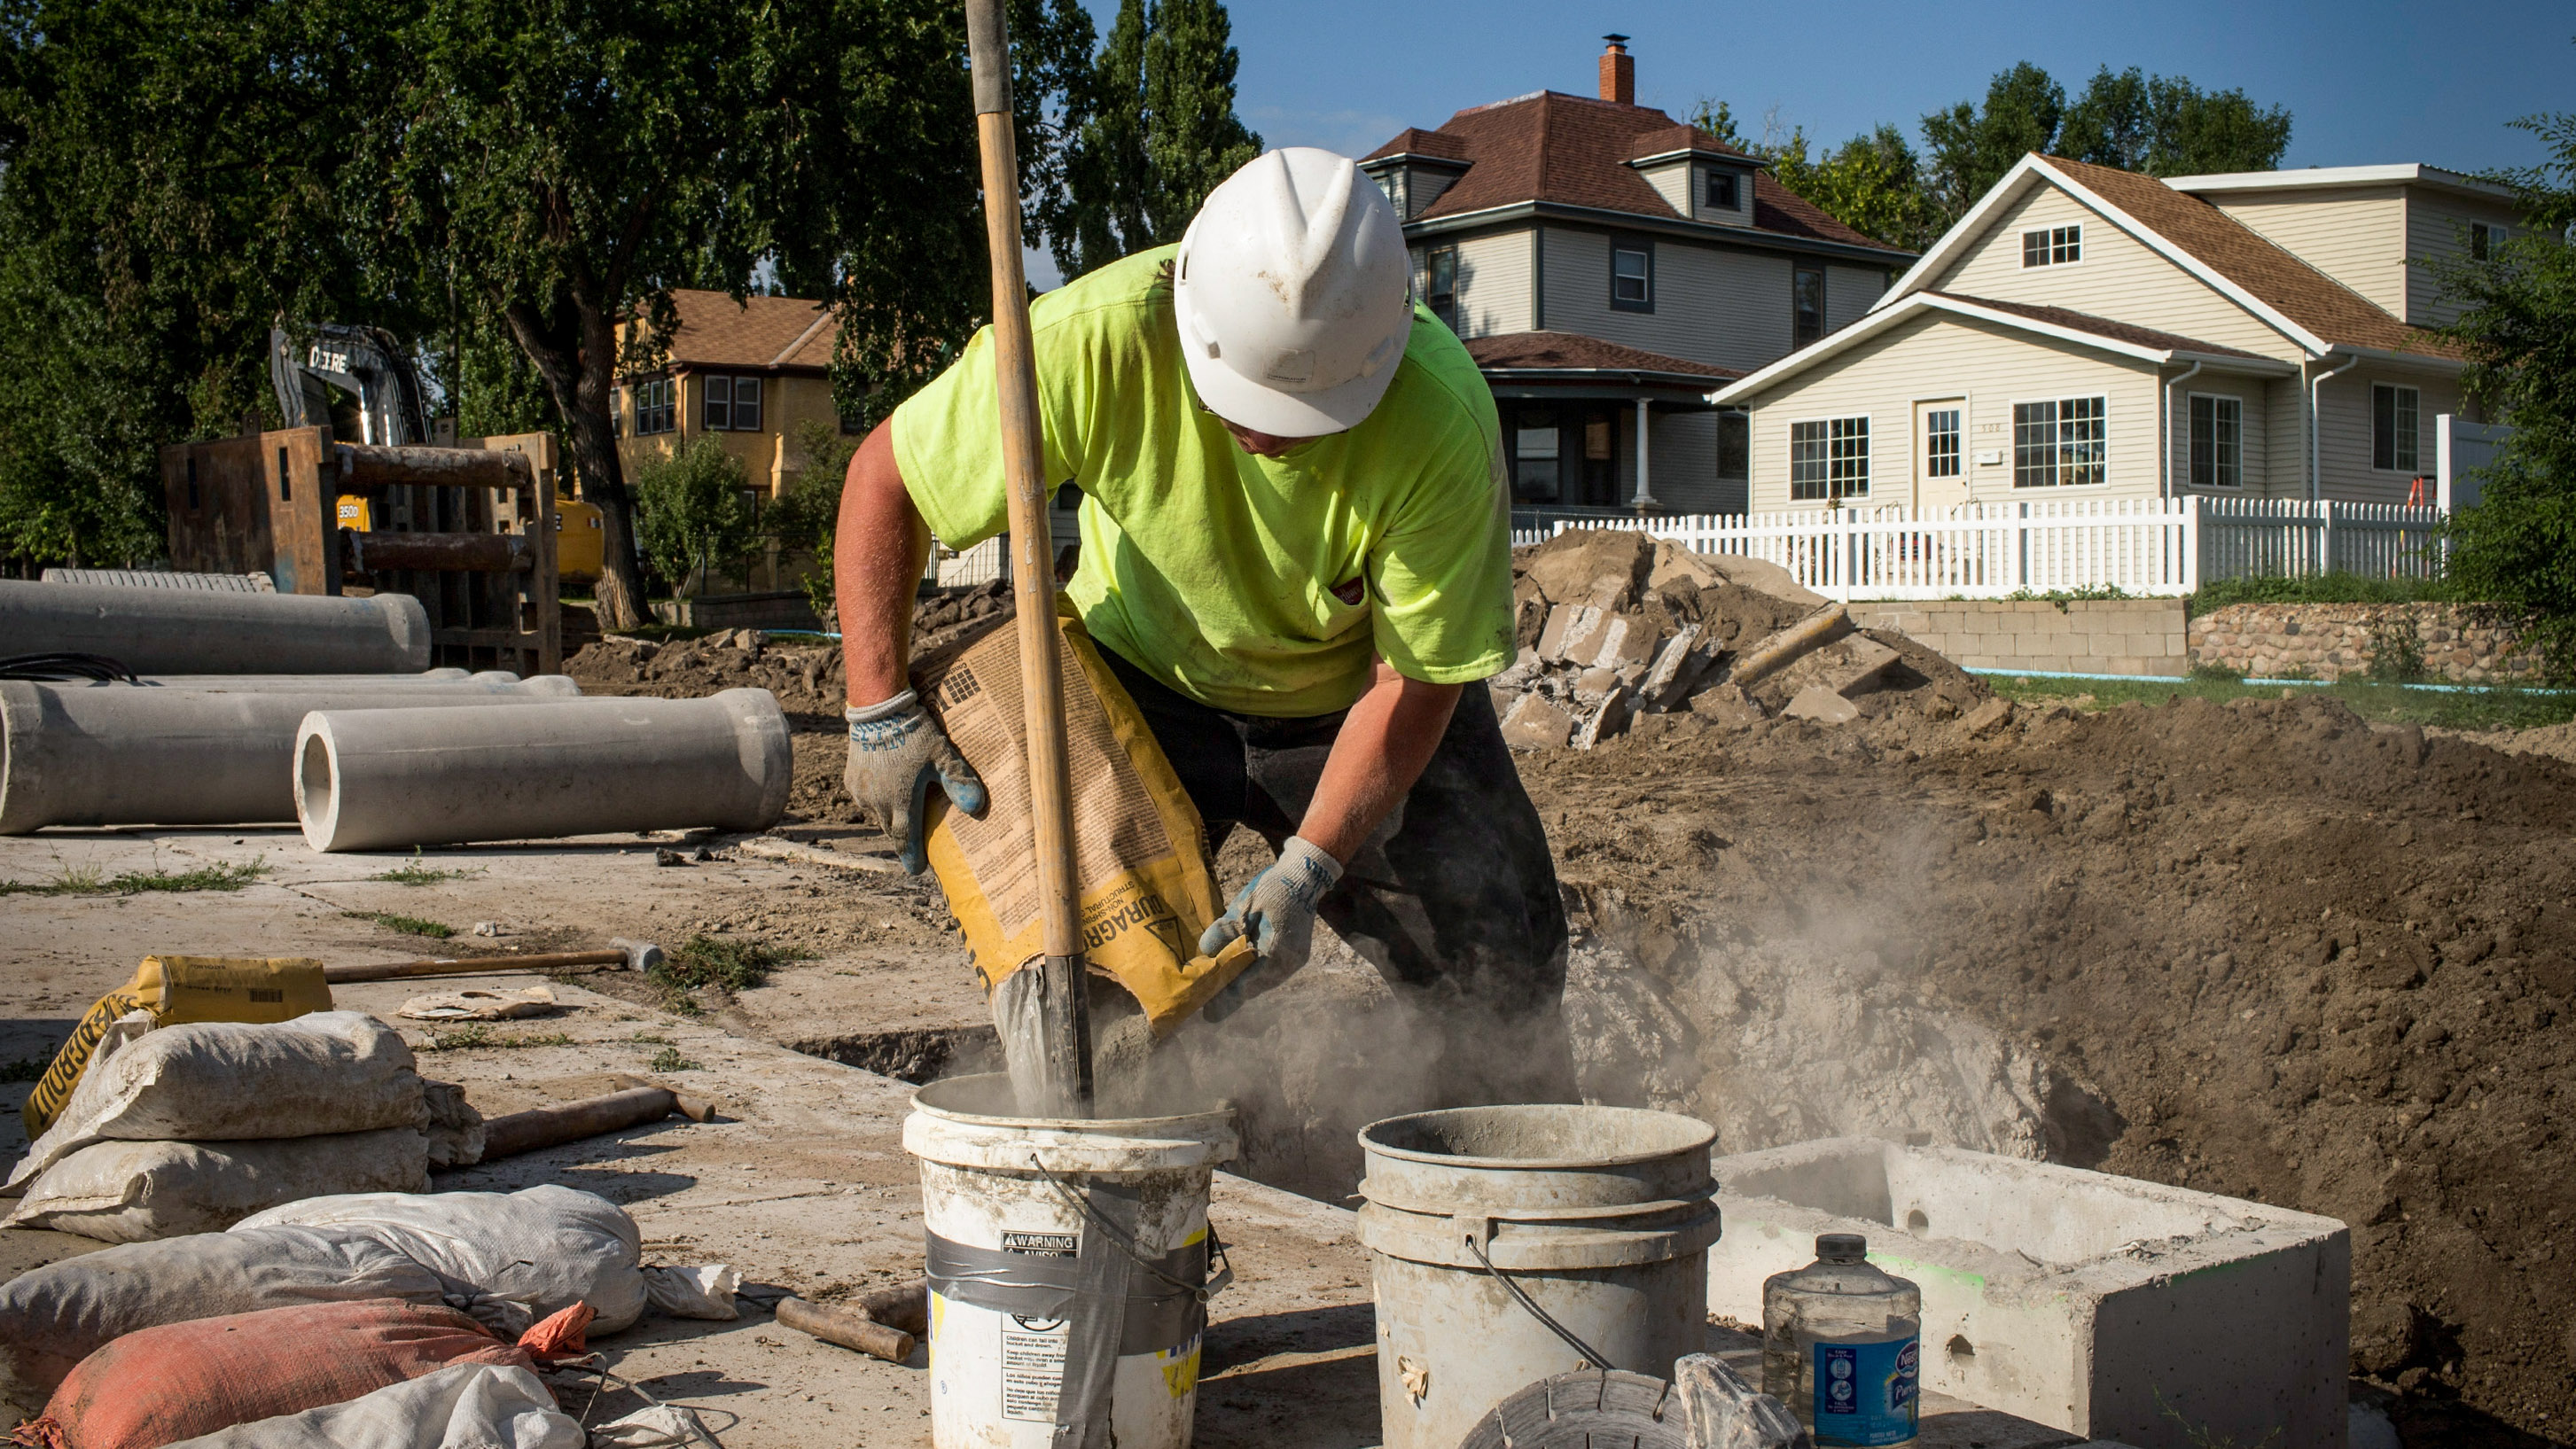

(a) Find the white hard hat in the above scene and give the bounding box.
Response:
[1173,148,1414,438]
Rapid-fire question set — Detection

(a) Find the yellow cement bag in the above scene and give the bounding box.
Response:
[24,957,333,1137]
[915,607,1255,1035]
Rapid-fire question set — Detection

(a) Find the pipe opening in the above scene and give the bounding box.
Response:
[298,731,335,827]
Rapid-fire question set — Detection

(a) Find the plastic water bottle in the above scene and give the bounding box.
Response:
[1761,1233,1922,1448]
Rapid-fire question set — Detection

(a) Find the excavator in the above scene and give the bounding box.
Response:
[268,321,604,582]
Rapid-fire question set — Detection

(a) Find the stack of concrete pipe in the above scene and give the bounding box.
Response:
[1,580,431,674]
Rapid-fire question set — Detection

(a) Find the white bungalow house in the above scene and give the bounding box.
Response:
[1711,158,2515,513]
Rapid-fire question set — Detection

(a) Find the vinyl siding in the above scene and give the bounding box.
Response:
[1826,265,1887,334]
[2404,193,2525,327]
[2164,375,2270,497]
[1736,310,2160,511]
[1451,229,1535,339]
[1639,162,1691,216]
[1540,226,1799,372]
[1643,411,1723,513]
[2315,366,2463,503]
[2205,189,2408,319]
[1927,186,2299,359]
[2262,377,2307,502]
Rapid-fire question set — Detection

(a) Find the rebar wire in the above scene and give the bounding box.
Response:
[1464,1232,1615,1372]
[1027,1153,1232,1302]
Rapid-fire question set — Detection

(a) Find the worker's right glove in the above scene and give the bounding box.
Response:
[1198,836,1343,1022]
[844,689,987,875]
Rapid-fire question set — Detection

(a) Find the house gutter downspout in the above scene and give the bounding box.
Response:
[2308,353,2360,503]
[2162,358,2202,501]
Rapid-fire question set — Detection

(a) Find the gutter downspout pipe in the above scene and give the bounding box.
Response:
[2162,358,2203,501]
[2308,353,2360,503]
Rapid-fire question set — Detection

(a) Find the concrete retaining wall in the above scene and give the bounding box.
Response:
[1852,599,2188,677]
[2189,602,2540,683]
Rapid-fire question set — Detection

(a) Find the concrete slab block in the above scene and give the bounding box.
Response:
[1498,692,1573,750]
[1595,613,1660,669]
[1707,1138,2349,1449]
[1782,685,1858,724]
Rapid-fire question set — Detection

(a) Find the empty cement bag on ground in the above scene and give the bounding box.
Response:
[5,1129,433,1242]
[156,1361,582,1449]
[24,956,335,1139]
[293,689,792,852]
[0,579,432,674]
[234,1184,652,1333]
[10,1298,541,1449]
[0,1225,455,1410]
[0,678,583,834]
[912,609,1242,1034]
[8,1010,424,1189]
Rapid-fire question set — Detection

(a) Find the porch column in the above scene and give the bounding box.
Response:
[1632,397,1657,511]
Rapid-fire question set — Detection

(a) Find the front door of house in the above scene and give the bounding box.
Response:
[1914,400,1969,511]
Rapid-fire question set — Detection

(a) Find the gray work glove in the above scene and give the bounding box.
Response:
[844,689,987,875]
[1198,835,1342,1022]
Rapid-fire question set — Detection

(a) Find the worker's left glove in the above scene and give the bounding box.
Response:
[1198,836,1342,1022]
[844,689,987,875]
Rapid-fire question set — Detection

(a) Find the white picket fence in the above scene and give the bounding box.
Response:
[1510,496,2447,602]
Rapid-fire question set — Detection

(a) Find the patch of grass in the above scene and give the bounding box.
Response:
[2004,582,2132,608]
[344,909,456,939]
[644,933,806,1013]
[631,1032,674,1045]
[646,1046,704,1072]
[418,1025,576,1051]
[0,1056,51,1083]
[372,849,483,887]
[2187,570,2452,615]
[1985,674,2576,732]
[0,858,269,897]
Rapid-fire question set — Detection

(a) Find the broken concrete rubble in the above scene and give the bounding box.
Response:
[1781,685,1859,725]
[1497,692,1573,751]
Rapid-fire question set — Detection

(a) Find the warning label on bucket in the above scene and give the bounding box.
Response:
[1002,1230,1079,1257]
[1003,1316,1068,1421]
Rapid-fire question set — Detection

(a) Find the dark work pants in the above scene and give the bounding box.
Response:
[1097,647,1575,1105]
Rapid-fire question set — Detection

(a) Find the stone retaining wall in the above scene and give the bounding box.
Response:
[2188,603,2540,683]
[1852,599,2188,677]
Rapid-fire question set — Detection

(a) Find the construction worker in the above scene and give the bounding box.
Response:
[834,148,1570,1102]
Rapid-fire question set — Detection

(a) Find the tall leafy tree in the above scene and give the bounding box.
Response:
[1041,0,1261,282]
[2432,109,2576,679]
[1768,125,1941,253]
[2058,66,2291,178]
[1920,61,2065,226]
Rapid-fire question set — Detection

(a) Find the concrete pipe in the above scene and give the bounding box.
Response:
[0,580,430,674]
[137,670,537,690]
[0,679,587,833]
[295,688,792,853]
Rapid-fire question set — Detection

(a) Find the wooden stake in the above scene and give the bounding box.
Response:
[964,0,1091,1118]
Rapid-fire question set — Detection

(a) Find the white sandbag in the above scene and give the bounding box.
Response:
[163,1361,583,1449]
[235,1184,650,1332]
[0,1223,452,1411]
[7,1011,424,1189]
[642,1262,741,1320]
[6,1129,431,1242]
[588,1404,723,1447]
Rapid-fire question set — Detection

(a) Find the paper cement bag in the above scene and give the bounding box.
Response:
[913,605,1252,1035]
[25,956,333,1138]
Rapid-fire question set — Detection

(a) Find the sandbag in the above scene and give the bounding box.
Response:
[235,1184,650,1333]
[162,1362,582,1449]
[0,1226,451,1411]
[24,957,333,1139]
[6,1129,431,1243]
[8,1011,422,1190]
[917,608,1245,1033]
[11,1299,536,1449]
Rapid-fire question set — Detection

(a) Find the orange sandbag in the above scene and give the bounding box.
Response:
[11,1298,539,1449]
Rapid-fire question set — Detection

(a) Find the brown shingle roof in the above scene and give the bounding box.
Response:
[1466,331,1743,379]
[637,290,840,373]
[1366,127,1471,161]
[1370,92,1891,253]
[1924,292,2270,359]
[2040,156,2460,359]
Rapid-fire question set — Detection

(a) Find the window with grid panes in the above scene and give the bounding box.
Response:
[2189,394,2241,488]
[1611,239,1651,312]
[2011,396,2107,487]
[2373,384,2420,471]
[1924,409,1961,478]
[1791,417,1868,501]
[2020,224,2081,267]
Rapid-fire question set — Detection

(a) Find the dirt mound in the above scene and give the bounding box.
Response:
[1519,688,2576,1441]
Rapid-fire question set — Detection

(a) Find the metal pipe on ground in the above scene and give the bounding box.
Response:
[774,1296,917,1364]
[476,1086,688,1160]
[0,580,431,674]
[137,669,514,689]
[0,678,587,833]
[294,689,792,853]
[1724,604,1854,690]
[323,938,664,983]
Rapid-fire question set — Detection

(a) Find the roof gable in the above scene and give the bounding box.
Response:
[630,290,841,372]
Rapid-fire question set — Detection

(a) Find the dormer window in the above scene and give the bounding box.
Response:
[1704,169,1738,211]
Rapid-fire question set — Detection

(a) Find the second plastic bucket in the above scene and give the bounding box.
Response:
[904,1074,1238,1449]
[1357,1103,1722,1449]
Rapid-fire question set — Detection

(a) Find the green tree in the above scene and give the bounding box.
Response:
[1771,125,1940,253]
[1686,97,1748,152]
[1921,61,2065,226]
[2057,66,2291,177]
[765,419,857,623]
[1041,0,1261,281]
[634,435,755,594]
[2432,109,2576,680]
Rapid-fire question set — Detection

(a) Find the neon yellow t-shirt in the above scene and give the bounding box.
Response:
[890,245,1514,719]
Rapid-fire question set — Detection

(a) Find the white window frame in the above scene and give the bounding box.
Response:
[1923,406,1963,479]
[2009,394,2109,488]
[1610,238,1653,312]
[1788,415,1870,502]
[2020,223,2082,268]
[634,377,676,436]
[731,375,763,432]
[2186,392,2243,490]
[2372,383,2421,472]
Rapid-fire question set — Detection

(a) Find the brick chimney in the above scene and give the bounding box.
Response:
[1598,35,1634,105]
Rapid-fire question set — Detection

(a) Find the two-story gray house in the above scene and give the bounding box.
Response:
[1361,37,1919,515]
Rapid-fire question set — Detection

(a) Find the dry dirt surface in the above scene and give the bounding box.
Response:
[569,575,2576,1445]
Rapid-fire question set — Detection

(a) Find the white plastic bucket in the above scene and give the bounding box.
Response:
[904,1074,1238,1449]
[1357,1103,1722,1449]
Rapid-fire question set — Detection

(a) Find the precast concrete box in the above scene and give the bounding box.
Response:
[1707,1138,2348,1449]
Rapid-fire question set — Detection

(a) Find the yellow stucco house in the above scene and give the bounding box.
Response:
[613,289,851,497]
[1714,159,2513,511]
